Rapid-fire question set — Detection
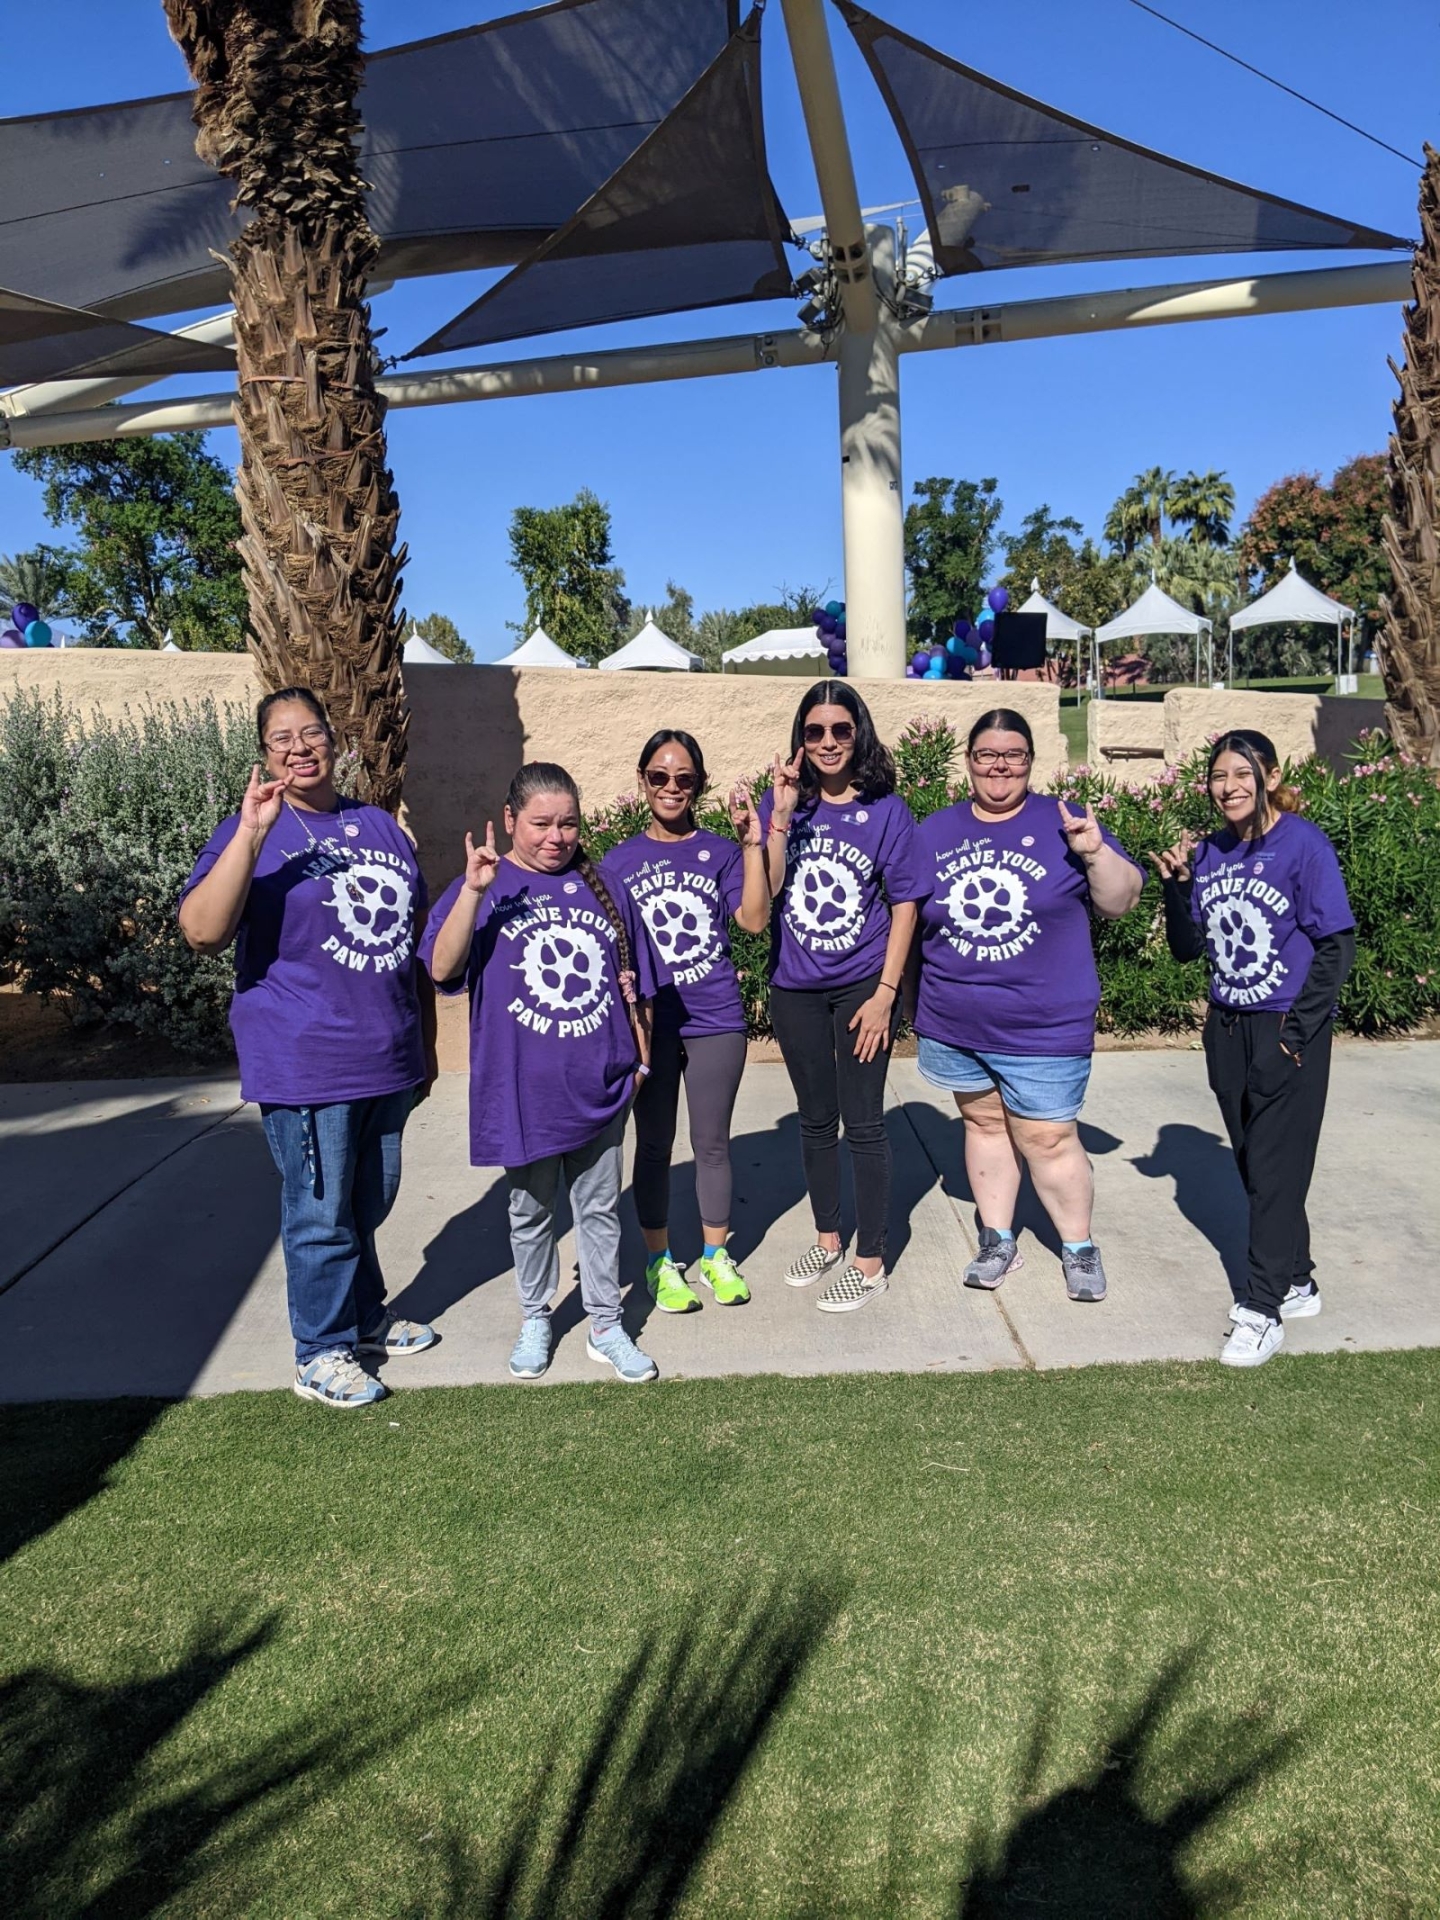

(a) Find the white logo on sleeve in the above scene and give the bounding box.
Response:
[789,854,862,940]
[644,886,714,970]
[1206,897,1275,983]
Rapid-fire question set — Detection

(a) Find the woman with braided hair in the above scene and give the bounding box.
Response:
[422,763,660,1383]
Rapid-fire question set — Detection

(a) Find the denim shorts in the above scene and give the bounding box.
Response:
[915,1036,1092,1121]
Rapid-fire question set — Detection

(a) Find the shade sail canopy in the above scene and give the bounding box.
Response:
[1096,579,1211,645]
[402,633,455,665]
[490,626,582,668]
[598,617,702,671]
[840,3,1409,278]
[1017,577,1091,641]
[721,626,829,674]
[0,285,234,386]
[1228,558,1353,628]
[410,12,793,356]
[0,0,737,323]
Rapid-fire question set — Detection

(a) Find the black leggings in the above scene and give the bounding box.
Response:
[1204,1006,1334,1317]
[769,973,899,1261]
[632,1028,747,1232]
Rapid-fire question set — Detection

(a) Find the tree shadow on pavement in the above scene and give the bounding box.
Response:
[1129,1123,1250,1299]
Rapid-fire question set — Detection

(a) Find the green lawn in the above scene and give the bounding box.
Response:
[5,1357,1438,1918]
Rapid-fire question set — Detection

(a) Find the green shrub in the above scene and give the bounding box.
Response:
[0,690,254,1056]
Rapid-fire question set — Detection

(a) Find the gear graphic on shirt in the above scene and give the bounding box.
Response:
[328,862,412,949]
[787,854,862,937]
[516,921,606,1013]
[945,864,1028,942]
[1206,896,1275,982]
[643,886,714,969]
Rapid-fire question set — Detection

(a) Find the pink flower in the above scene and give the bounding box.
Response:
[1149,798,1165,813]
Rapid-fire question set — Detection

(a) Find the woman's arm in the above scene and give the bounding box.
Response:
[178,767,287,954]
[1148,832,1204,961]
[426,825,500,985]
[1057,800,1143,919]
[728,785,771,933]
[848,901,918,1063]
[1282,929,1356,1057]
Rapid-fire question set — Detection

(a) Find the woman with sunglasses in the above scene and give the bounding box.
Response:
[601,731,770,1312]
[906,709,1143,1304]
[761,681,926,1312]
[1153,730,1354,1367]
[179,687,435,1409]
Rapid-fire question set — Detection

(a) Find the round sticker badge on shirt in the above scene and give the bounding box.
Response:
[563,881,578,894]
[343,822,360,838]
[854,810,868,824]
[698,849,711,861]
[1021,836,1035,848]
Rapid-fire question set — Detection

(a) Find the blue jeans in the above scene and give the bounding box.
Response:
[261,1090,415,1363]
[916,1037,1092,1122]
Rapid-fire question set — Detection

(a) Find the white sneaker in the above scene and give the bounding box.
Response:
[1220,1307,1284,1368]
[1228,1284,1322,1325]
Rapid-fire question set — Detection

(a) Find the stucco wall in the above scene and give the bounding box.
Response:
[1086,697,1167,777]
[1162,689,1387,770]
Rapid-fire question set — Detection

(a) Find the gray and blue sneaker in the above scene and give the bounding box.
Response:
[587,1326,659,1383]
[1061,1242,1107,1304]
[963,1229,1024,1291]
[294,1349,386,1409]
[509,1315,553,1380]
[357,1311,437,1356]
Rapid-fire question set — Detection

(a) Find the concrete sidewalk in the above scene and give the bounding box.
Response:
[1,1047,1436,1401]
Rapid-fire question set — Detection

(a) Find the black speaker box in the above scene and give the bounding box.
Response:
[989,612,1047,671]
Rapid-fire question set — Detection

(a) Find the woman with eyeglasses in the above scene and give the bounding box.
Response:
[600,731,770,1312]
[761,680,926,1312]
[179,687,435,1410]
[1153,730,1354,1368]
[906,709,1143,1304]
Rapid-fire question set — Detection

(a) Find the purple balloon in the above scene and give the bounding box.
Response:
[10,603,39,631]
[817,611,838,636]
[987,587,1010,614]
[0,628,24,649]
[834,619,845,639]
[978,645,992,668]
[911,650,931,673]
[810,607,828,625]
[977,616,994,637]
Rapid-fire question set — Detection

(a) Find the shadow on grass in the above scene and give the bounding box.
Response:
[0,1611,483,1920]
[410,1581,842,1919]
[0,1398,165,1568]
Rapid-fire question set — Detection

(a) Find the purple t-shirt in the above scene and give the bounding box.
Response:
[602,828,746,1037]
[914,793,1142,1057]
[758,788,926,991]
[1190,812,1353,1012]
[180,801,427,1106]
[420,859,653,1168]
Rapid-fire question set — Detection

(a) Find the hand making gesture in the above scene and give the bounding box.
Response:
[1057,797,1104,860]
[462,821,502,896]
[769,748,805,829]
[1148,829,1198,884]
[239,764,291,838]
[729,783,762,847]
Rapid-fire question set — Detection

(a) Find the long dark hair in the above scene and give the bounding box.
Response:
[256,686,331,750]
[503,762,634,981]
[789,680,895,800]
[637,728,707,831]
[966,708,1035,756]
[1205,730,1301,831]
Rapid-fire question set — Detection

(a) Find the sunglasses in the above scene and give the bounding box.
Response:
[802,721,855,747]
[642,769,698,793]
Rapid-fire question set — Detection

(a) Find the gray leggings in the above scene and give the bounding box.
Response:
[632,1027,747,1232]
[506,1115,625,1335]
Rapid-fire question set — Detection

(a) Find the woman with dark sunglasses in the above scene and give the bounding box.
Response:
[601,731,770,1312]
[760,681,926,1313]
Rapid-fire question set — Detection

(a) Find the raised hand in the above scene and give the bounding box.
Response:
[1058,798,1104,859]
[1148,830,1197,884]
[730,783,762,847]
[463,821,501,895]
[239,763,290,837]
[770,748,804,827]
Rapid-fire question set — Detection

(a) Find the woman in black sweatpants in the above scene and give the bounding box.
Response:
[760,681,926,1314]
[1153,730,1354,1368]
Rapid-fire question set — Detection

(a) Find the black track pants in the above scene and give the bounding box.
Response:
[1203,1006,1333,1317]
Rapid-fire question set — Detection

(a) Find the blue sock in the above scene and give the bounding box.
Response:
[702,1242,723,1261]
[1062,1240,1094,1253]
[993,1228,1015,1243]
[646,1247,672,1271]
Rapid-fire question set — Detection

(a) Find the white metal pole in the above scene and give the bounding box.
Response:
[838,226,906,679]
[778,0,877,334]
[0,311,239,419]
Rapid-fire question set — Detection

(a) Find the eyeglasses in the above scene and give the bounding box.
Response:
[969,748,1032,770]
[803,721,855,747]
[264,724,330,752]
[642,769,698,793]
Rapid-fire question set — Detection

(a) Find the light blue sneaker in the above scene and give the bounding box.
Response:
[587,1326,659,1383]
[509,1315,553,1380]
[293,1349,386,1409]
[356,1311,437,1356]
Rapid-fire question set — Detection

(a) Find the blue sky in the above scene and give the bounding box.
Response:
[1,0,1430,656]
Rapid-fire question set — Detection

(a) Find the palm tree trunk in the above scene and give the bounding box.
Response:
[164,0,407,812]
[1379,145,1440,769]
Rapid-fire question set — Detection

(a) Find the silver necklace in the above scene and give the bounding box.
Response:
[285,797,365,903]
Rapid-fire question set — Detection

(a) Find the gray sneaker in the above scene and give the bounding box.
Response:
[587,1327,659,1383]
[784,1244,846,1289]
[509,1315,553,1380]
[963,1229,1024,1291]
[1062,1242,1107,1303]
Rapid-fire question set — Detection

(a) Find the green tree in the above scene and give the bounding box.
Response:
[690,584,825,672]
[999,505,1084,602]
[1104,467,1174,555]
[904,477,1003,645]
[1237,455,1389,645]
[1167,469,1236,548]
[507,489,630,661]
[0,546,77,624]
[9,435,246,650]
[411,612,474,665]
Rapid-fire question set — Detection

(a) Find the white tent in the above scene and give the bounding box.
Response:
[490,625,581,668]
[402,631,455,665]
[1094,578,1212,693]
[721,626,828,676]
[598,615,701,673]
[1017,576,1092,643]
[160,639,184,653]
[1228,559,1355,684]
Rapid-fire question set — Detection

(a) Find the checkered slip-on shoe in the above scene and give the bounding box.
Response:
[784,1244,846,1289]
[815,1265,888,1314]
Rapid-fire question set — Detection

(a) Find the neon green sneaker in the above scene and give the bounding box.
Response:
[647,1255,700,1313]
[697,1247,751,1306]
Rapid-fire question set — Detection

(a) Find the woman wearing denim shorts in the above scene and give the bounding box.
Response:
[905,709,1143,1302]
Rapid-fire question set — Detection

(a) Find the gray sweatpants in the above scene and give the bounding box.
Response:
[505,1114,625,1336]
